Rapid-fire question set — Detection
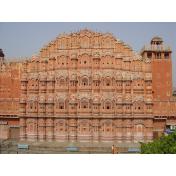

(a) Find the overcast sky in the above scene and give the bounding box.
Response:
[0,22,176,87]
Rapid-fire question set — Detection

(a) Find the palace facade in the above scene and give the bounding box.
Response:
[1,29,176,143]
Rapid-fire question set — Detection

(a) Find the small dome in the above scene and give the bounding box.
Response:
[151,36,163,45]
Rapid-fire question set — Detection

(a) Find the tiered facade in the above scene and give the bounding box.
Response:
[19,29,155,143]
[1,29,176,143]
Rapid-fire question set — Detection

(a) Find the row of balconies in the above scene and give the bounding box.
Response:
[24,64,151,73]
[20,110,153,116]
[22,76,151,82]
[21,73,152,82]
[19,96,153,104]
[21,85,152,92]
[19,106,153,115]
[20,99,153,105]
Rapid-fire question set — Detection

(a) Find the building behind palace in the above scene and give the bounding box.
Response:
[0,29,176,143]
[0,49,22,139]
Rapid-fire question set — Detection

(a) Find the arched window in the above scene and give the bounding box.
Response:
[81,99,89,109]
[105,101,111,109]
[82,77,88,86]
[105,77,111,86]
[56,99,65,109]
[30,102,33,109]
[135,124,144,137]
[59,102,64,109]
[60,78,65,86]
[28,123,33,132]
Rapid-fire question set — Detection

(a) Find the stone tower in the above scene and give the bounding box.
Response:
[141,37,172,101]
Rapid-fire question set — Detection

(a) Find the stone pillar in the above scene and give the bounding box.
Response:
[54,119,68,142]
[125,119,132,143]
[99,119,114,142]
[38,118,46,141]
[19,118,26,141]
[133,121,145,143]
[68,119,77,142]
[145,127,153,142]
[46,118,54,141]
[92,119,100,142]
[77,119,91,142]
[116,119,123,143]
[26,118,38,141]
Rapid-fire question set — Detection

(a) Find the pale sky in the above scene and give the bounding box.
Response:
[0,22,176,87]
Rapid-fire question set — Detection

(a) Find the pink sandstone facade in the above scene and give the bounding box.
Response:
[1,29,176,143]
[0,51,22,139]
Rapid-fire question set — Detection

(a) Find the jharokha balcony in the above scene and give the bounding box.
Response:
[39,83,47,92]
[20,83,27,91]
[38,105,46,116]
[55,85,68,91]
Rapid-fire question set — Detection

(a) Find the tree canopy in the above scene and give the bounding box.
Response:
[141,131,176,154]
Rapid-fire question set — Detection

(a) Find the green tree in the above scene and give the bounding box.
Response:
[141,131,176,154]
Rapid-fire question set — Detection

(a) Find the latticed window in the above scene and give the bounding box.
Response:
[29,124,33,132]
[116,81,122,86]
[41,82,46,86]
[82,78,88,86]
[147,52,152,58]
[60,78,65,86]
[47,104,53,109]
[164,53,169,59]
[30,102,33,109]
[105,79,111,86]
[147,105,152,109]
[146,81,152,86]
[70,80,77,86]
[81,100,88,109]
[94,105,98,109]
[93,80,100,86]
[59,102,64,109]
[48,81,54,87]
[126,82,131,86]
[40,104,45,109]
[105,102,111,109]
[126,106,131,110]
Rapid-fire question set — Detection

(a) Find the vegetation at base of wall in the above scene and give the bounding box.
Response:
[141,131,176,154]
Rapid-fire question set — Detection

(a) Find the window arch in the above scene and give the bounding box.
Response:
[56,99,65,109]
[105,77,111,86]
[59,77,65,86]
[133,101,144,114]
[59,101,64,109]
[134,124,145,141]
[82,77,89,86]
[81,98,89,109]
[104,100,111,109]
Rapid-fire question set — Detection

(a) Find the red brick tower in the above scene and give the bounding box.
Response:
[141,37,172,101]
[141,37,174,138]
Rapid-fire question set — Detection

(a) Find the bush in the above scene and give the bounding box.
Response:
[141,131,176,154]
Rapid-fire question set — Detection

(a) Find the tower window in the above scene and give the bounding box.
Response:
[164,53,169,59]
[147,52,152,58]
